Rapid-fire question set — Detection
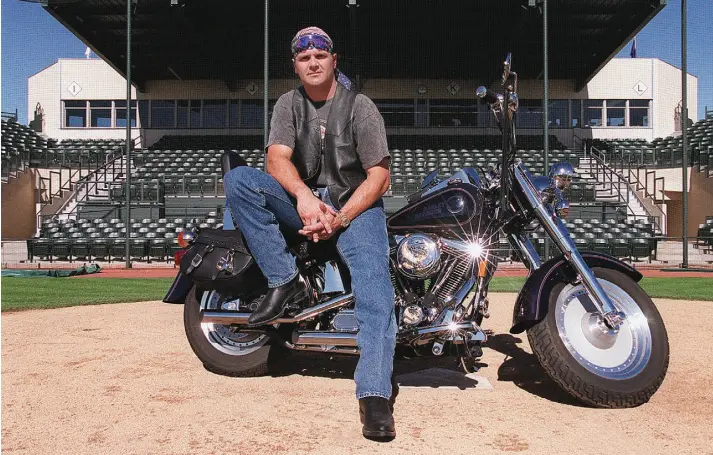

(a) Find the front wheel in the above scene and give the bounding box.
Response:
[527,268,669,408]
[184,286,274,377]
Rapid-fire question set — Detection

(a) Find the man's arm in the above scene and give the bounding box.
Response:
[299,159,390,239]
[338,158,390,222]
[265,144,314,201]
[266,144,337,239]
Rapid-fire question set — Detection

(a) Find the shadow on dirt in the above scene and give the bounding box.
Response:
[260,334,588,405]
[485,333,586,407]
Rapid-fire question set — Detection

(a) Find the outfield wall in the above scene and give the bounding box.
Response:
[1,169,38,240]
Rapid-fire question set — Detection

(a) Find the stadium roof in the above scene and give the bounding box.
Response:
[43,0,666,92]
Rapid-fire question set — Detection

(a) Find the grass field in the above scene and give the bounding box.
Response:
[1,276,712,312]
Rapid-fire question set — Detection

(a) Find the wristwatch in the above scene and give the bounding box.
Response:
[335,211,350,228]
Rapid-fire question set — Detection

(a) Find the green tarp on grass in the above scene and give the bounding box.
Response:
[1,264,101,277]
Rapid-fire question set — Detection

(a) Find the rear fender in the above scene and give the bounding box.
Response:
[165,193,239,304]
[162,271,194,304]
[510,252,643,334]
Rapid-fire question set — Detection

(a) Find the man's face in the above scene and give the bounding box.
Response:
[293,48,336,88]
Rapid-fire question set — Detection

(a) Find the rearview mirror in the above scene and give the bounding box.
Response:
[502,53,512,84]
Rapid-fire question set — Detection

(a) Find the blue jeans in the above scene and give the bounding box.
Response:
[224,166,396,399]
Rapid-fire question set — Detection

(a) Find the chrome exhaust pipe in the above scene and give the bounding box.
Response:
[201,292,354,326]
[292,331,358,347]
[287,344,359,355]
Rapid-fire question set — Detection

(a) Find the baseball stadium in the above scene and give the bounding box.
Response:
[2,0,713,453]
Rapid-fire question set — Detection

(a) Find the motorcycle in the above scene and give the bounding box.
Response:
[165,54,669,408]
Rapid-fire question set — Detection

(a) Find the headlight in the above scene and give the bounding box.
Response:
[549,162,576,190]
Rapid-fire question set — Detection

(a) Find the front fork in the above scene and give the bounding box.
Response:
[512,165,626,330]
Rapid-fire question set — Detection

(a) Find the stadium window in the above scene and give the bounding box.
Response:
[115,100,138,128]
[64,100,87,128]
[629,99,650,127]
[571,100,582,127]
[151,100,175,128]
[189,99,201,128]
[583,100,604,127]
[415,99,428,127]
[203,100,227,128]
[241,100,264,128]
[606,99,626,127]
[429,99,478,127]
[228,100,240,128]
[517,100,543,128]
[547,100,568,129]
[373,99,415,127]
[477,102,497,128]
[138,101,149,128]
[89,101,112,128]
[176,100,189,128]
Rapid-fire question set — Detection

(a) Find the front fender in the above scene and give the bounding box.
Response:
[510,252,642,334]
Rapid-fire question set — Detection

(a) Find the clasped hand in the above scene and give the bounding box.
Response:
[296,192,342,242]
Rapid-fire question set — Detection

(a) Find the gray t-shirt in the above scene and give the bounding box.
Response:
[267,90,390,187]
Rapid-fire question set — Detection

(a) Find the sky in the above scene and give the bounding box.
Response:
[1,0,712,125]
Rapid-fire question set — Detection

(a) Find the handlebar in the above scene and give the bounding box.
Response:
[476,86,501,105]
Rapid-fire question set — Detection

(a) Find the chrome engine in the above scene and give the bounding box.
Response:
[391,234,481,321]
[396,233,441,279]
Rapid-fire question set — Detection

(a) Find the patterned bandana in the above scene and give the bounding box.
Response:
[291,26,334,56]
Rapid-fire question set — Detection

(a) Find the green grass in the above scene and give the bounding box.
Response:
[489,276,713,301]
[487,276,713,301]
[1,276,712,312]
[1,278,174,312]
[637,277,713,301]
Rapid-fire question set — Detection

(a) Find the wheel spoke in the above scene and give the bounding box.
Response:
[200,290,268,356]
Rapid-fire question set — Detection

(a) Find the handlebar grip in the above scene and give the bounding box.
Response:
[476,86,500,105]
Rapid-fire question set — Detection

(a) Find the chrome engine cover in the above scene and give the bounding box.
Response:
[331,309,359,332]
[396,233,442,279]
[402,304,425,326]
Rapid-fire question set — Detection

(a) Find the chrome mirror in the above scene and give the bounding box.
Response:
[548,162,575,190]
[502,53,512,84]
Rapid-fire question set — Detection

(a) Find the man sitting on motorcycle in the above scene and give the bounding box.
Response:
[223,26,398,440]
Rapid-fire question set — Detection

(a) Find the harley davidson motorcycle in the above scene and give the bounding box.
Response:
[165,54,669,408]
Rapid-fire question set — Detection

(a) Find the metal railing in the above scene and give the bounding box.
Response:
[586,146,664,233]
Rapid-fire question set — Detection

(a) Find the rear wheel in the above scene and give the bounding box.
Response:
[184,286,274,377]
[527,268,669,408]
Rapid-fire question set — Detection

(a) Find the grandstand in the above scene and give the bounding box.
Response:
[7,115,713,265]
[2,0,712,267]
[1,118,49,182]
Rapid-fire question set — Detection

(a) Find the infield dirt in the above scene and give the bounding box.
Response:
[2,294,712,454]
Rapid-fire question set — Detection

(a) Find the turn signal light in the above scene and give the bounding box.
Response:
[177,230,195,248]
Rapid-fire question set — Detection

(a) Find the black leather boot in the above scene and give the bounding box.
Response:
[247,275,308,326]
[361,375,399,423]
[389,375,399,413]
[359,397,396,440]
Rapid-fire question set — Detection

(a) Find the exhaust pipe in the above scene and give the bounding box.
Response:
[292,331,358,347]
[201,292,354,326]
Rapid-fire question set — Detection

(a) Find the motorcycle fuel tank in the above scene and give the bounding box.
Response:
[387,182,486,234]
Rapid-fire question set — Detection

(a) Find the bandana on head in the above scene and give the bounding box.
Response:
[291,26,334,56]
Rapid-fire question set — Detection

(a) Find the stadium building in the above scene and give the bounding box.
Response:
[2,0,712,266]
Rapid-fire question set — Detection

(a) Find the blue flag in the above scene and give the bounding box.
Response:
[630,36,637,58]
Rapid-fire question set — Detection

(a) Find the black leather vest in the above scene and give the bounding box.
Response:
[291,80,365,209]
